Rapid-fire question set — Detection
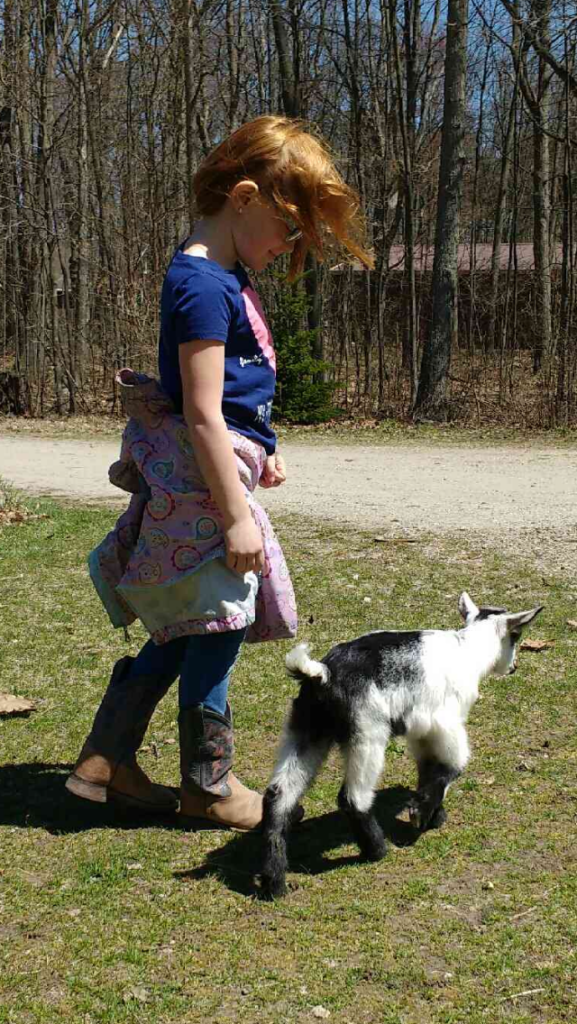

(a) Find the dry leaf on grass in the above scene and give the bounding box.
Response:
[520,638,555,652]
[123,986,148,1004]
[0,510,26,524]
[0,509,48,526]
[566,620,577,629]
[0,693,36,717]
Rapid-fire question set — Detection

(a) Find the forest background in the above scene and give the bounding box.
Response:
[1,0,576,428]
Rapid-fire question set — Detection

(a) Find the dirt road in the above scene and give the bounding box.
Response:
[1,433,576,539]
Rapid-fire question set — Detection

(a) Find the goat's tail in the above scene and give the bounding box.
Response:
[285,643,330,685]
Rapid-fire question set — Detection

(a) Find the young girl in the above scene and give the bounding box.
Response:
[66,116,373,831]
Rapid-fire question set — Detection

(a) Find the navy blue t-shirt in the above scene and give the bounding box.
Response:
[158,250,277,454]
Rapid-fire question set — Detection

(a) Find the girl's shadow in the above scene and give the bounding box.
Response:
[1,764,423,891]
[0,761,180,833]
[175,784,419,897]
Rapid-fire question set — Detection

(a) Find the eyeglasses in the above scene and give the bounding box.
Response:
[283,220,303,244]
[262,195,302,243]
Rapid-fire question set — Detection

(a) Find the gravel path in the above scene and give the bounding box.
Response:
[1,434,576,538]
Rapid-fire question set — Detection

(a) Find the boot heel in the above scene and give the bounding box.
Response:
[65,773,108,803]
[66,656,176,816]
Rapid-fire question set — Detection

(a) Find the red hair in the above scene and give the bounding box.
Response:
[193,115,374,279]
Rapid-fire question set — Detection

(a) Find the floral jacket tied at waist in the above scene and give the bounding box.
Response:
[89,370,298,646]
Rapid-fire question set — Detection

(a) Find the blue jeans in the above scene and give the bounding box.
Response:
[127,628,247,716]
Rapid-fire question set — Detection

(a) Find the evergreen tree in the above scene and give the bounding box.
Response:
[270,277,338,424]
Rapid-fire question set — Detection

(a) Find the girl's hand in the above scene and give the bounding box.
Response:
[260,452,287,488]
[224,514,264,575]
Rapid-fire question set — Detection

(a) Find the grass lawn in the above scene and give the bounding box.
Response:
[3,413,577,448]
[0,495,576,1023]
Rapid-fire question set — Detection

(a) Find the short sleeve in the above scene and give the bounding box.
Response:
[171,272,233,346]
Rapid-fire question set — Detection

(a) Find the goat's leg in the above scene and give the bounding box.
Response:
[261,719,332,899]
[408,760,460,830]
[338,736,387,861]
[407,723,469,831]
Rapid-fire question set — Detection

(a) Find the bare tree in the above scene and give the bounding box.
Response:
[0,0,576,427]
[499,0,553,370]
[414,0,469,419]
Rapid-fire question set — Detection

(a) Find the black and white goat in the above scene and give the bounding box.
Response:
[260,592,543,898]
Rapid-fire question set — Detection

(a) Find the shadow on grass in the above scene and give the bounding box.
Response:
[175,784,419,898]
[1,764,422,894]
[0,761,180,834]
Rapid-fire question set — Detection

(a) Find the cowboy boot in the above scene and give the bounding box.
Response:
[178,703,263,831]
[66,656,178,813]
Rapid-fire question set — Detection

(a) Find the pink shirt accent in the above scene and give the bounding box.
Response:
[242,287,277,373]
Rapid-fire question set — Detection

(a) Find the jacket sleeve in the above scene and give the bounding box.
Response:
[108,421,141,494]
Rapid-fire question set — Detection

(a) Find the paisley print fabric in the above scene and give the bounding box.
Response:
[90,370,298,646]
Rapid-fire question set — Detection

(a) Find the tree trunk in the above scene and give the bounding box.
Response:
[16,0,36,395]
[269,0,320,345]
[269,0,299,118]
[414,0,469,419]
[182,0,197,228]
[531,1,553,371]
[489,54,519,352]
[74,0,91,405]
[502,0,553,373]
[37,0,59,414]
[389,0,419,401]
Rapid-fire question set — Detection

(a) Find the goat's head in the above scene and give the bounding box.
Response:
[458,592,544,676]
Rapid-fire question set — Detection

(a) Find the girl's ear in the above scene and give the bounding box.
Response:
[229,179,260,210]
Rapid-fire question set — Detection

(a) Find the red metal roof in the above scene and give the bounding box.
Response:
[330,243,565,273]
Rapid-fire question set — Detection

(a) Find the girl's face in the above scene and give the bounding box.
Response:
[230,183,301,272]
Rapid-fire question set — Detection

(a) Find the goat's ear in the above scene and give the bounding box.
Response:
[506,606,544,633]
[458,592,479,621]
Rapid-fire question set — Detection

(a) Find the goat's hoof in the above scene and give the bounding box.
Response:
[407,799,424,830]
[259,875,288,901]
[290,803,305,826]
[426,806,447,831]
[362,843,387,862]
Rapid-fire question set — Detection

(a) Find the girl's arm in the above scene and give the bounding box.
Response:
[179,339,264,575]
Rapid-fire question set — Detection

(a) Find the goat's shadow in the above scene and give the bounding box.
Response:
[1,764,423,897]
[175,785,419,898]
[0,761,180,834]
